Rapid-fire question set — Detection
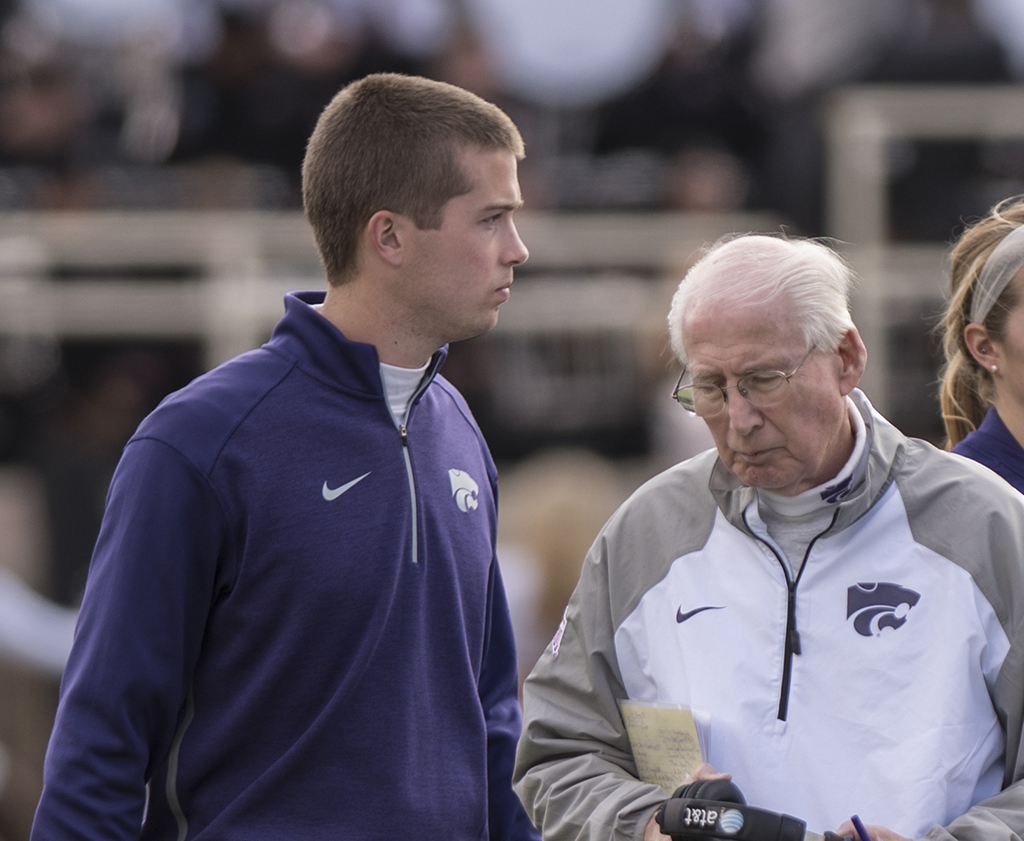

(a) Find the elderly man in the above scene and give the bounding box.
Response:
[514,234,1024,841]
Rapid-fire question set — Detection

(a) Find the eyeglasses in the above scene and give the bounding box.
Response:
[672,346,817,417]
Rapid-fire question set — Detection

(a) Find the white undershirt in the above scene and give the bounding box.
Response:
[380,361,430,423]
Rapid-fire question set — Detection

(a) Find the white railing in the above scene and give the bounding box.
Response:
[825,84,1024,425]
[0,209,784,369]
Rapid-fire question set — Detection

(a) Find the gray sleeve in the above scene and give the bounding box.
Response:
[904,445,1024,841]
[922,783,1024,841]
[514,458,720,841]
[513,529,667,841]
[920,623,1024,841]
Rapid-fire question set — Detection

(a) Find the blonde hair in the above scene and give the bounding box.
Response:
[939,196,1024,447]
[302,73,524,284]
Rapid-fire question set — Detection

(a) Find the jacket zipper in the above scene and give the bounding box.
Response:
[778,575,802,721]
[394,357,442,565]
[747,509,838,721]
[399,423,418,564]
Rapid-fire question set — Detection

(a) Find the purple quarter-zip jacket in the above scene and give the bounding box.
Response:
[32,291,537,841]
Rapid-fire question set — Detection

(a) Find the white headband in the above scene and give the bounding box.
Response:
[971,222,1024,324]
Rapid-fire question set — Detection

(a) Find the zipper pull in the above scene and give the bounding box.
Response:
[787,586,801,655]
[399,424,409,446]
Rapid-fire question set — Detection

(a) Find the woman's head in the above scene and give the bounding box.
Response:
[940,196,1024,447]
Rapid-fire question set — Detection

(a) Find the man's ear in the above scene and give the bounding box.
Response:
[836,326,868,396]
[365,209,406,267]
[964,322,998,370]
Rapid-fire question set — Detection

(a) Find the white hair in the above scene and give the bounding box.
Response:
[667,234,857,364]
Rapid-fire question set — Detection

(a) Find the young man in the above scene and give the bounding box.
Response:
[515,235,1024,841]
[31,73,536,841]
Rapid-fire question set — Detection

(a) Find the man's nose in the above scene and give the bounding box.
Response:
[505,222,529,266]
[725,391,763,435]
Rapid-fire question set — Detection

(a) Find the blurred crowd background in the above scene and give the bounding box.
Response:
[2,1,1024,836]
[0,0,1023,226]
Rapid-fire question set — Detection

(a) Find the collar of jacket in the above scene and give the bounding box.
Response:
[709,389,907,536]
[267,291,448,400]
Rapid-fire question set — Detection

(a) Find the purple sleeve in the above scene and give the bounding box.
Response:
[31,438,228,841]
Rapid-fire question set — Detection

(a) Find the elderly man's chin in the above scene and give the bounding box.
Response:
[727,453,806,495]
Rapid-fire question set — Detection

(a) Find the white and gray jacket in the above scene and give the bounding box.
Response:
[514,391,1024,841]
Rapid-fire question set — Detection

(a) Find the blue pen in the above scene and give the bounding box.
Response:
[850,814,871,841]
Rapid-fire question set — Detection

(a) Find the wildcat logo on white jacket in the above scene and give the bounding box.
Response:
[449,469,479,512]
[847,582,920,637]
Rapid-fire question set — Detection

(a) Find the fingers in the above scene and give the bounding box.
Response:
[836,820,860,839]
[834,820,912,841]
[681,762,731,785]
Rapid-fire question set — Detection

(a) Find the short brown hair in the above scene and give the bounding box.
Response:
[939,196,1024,447]
[302,73,525,284]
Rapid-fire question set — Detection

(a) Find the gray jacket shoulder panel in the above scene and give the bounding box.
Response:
[895,440,1024,824]
[514,451,721,841]
[896,437,1024,635]
[598,449,721,633]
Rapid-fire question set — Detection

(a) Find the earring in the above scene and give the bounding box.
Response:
[992,364,998,373]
